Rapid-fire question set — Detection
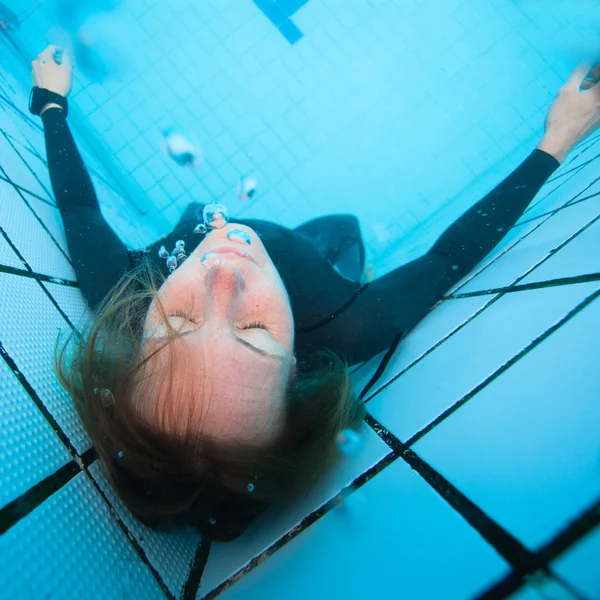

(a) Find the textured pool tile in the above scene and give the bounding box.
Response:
[0,473,167,599]
[367,282,600,444]
[413,293,600,550]
[551,525,600,598]
[218,459,509,600]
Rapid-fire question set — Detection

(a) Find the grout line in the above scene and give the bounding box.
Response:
[403,287,600,447]
[183,538,213,600]
[452,165,600,296]
[1,129,55,202]
[202,448,399,599]
[360,207,600,406]
[0,262,79,286]
[536,496,600,569]
[517,186,600,228]
[450,273,600,299]
[0,165,74,267]
[0,456,81,535]
[0,352,176,598]
[448,201,600,300]
[0,172,56,207]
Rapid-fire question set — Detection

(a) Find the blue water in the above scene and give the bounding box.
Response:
[1,1,599,598]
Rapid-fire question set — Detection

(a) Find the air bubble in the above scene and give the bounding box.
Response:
[227,228,252,245]
[95,388,115,408]
[336,428,362,456]
[158,245,170,259]
[209,517,216,525]
[200,252,222,270]
[166,256,178,272]
[237,176,258,201]
[247,483,255,493]
[497,228,504,232]
[203,203,229,229]
[452,265,459,271]
[193,223,208,234]
[161,127,203,168]
[117,451,124,459]
[175,240,185,250]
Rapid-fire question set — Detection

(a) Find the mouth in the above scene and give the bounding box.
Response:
[212,247,258,266]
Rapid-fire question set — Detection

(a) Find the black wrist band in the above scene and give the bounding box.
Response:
[29,87,69,117]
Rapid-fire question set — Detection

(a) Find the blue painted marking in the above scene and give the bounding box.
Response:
[253,0,310,44]
[278,19,303,44]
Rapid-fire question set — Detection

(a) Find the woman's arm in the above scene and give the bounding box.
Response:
[34,46,131,311]
[296,149,559,364]
[298,62,600,365]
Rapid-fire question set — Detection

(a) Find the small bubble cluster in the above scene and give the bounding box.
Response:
[158,239,188,273]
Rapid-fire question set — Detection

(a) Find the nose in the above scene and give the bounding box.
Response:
[203,259,246,321]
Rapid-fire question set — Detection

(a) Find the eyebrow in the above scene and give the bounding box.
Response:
[178,330,284,361]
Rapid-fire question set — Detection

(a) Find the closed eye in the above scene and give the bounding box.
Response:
[241,321,268,330]
[171,314,267,331]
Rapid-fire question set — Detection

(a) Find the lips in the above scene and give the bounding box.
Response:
[212,247,258,266]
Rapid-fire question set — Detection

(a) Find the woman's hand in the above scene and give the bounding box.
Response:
[537,63,600,163]
[31,45,73,98]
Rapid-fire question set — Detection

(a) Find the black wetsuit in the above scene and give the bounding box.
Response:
[41,106,560,366]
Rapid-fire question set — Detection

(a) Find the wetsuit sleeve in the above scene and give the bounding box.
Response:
[41,106,131,311]
[297,148,560,365]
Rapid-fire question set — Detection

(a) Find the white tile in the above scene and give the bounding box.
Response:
[0,183,75,280]
[88,462,202,597]
[520,218,600,284]
[0,233,24,269]
[0,273,88,450]
[352,295,491,401]
[367,281,600,443]
[0,133,53,201]
[413,294,600,549]
[522,157,600,224]
[200,423,390,596]
[457,189,600,294]
[552,525,600,599]
[219,459,509,600]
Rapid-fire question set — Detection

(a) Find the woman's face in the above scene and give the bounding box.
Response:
[142,223,295,444]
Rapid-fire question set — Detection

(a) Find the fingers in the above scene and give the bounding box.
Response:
[38,44,59,58]
[34,44,71,68]
[565,62,592,91]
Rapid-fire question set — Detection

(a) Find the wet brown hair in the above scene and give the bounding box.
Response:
[53,254,364,541]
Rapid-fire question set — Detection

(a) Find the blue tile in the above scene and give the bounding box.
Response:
[253,0,288,26]
[552,526,600,598]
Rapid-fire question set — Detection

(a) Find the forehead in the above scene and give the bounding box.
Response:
[146,334,289,442]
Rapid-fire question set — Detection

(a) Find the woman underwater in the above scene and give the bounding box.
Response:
[32,45,600,540]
